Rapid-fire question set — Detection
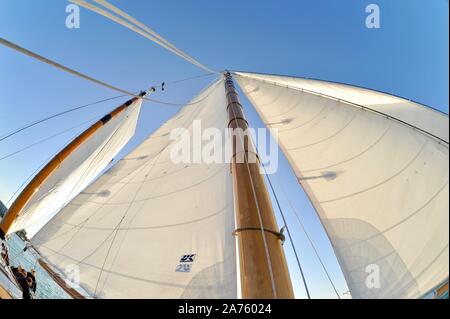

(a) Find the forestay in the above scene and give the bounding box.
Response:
[236,71,449,299]
[9,99,142,237]
[32,79,238,298]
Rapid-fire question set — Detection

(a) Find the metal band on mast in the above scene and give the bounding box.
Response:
[224,72,294,298]
[0,91,147,239]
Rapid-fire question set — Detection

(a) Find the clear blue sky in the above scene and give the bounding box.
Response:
[0,0,448,298]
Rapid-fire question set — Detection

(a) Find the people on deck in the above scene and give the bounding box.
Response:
[1,243,9,266]
[27,269,37,295]
[11,265,32,299]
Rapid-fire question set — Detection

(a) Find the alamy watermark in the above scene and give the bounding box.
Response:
[64,264,80,289]
[65,4,80,29]
[169,120,279,174]
[365,264,381,289]
[365,4,381,29]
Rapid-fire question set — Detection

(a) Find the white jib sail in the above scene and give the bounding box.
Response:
[236,71,449,299]
[32,79,238,299]
[10,98,142,237]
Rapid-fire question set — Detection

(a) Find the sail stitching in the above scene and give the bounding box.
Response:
[300,123,392,173]
[11,102,137,233]
[93,79,226,295]
[39,80,222,251]
[316,140,428,204]
[286,108,359,151]
[235,73,449,145]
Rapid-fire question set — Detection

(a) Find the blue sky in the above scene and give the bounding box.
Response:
[0,0,448,298]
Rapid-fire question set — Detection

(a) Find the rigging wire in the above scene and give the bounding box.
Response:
[0,116,100,161]
[246,114,311,298]
[88,84,218,296]
[0,38,133,96]
[271,172,342,299]
[3,145,63,207]
[0,72,216,143]
[91,80,222,296]
[0,95,126,142]
[2,77,220,218]
[262,169,312,299]
[230,72,339,299]
[70,0,217,74]
[0,37,217,110]
[11,106,132,233]
[235,72,341,298]
[27,80,222,297]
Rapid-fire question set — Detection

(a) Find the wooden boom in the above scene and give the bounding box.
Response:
[0,92,146,239]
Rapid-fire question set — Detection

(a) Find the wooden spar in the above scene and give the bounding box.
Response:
[224,72,294,298]
[38,258,86,299]
[0,285,12,299]
[0,92,147,239]
[434,281,449,299]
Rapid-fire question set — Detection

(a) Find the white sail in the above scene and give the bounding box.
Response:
[9,98,142,237]
[236,71,449,299]
[32,79,238,299]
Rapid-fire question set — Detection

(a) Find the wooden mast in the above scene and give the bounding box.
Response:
[0,92,147,239]
[224,72,294,298]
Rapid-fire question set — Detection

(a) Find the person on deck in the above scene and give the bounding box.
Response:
[11,265,31,299]
[27,269,37,295]
[1,243,9,266]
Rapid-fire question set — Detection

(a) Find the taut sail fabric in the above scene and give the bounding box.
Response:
[236,71,449,299]
[9,99,142,237]
[32,79,238,298]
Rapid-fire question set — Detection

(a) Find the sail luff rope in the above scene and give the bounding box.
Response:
[70,0,216,74]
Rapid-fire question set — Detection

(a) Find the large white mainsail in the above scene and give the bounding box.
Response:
[32,79,238,299]
[235,71,449,299]
[8,98,143,237]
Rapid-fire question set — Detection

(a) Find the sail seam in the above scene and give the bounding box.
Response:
[316,141,428,204]
[235,73,449,145]
[36,80,223,270]
[300,123,392,173]
[233,70,449,117]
